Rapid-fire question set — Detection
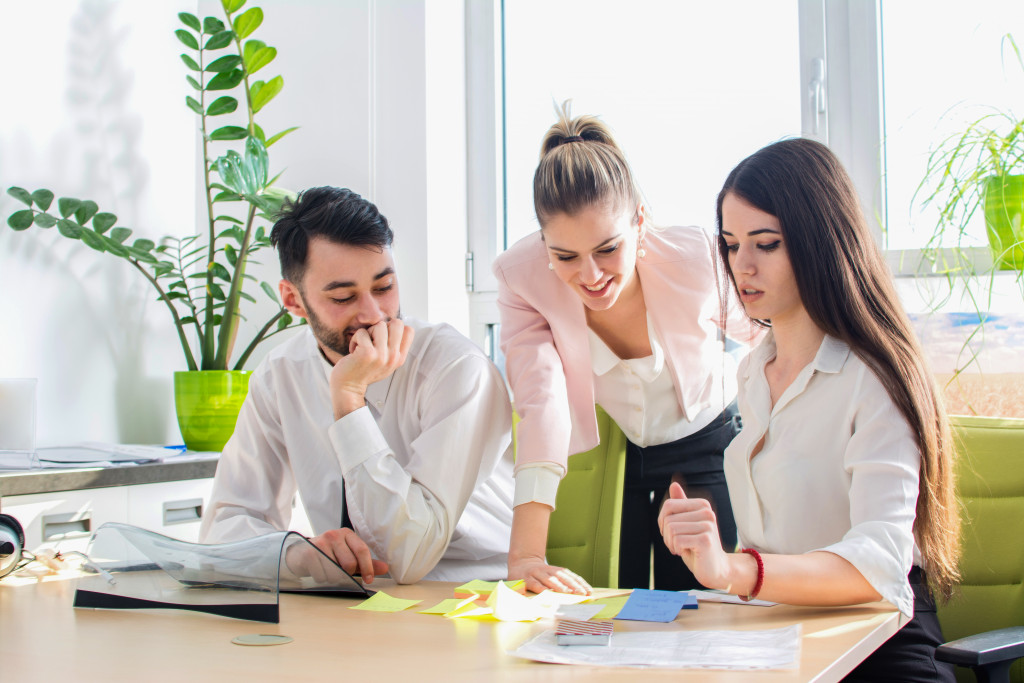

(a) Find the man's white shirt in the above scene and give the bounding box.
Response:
[200,319,515,584]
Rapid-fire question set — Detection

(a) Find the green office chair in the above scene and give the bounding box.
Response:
[936,416,1024,683]
[513,406,627,589]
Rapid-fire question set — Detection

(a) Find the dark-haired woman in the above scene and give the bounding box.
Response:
[659,138,959,681]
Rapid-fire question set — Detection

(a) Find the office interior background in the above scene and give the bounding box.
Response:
[1,0,1022,448]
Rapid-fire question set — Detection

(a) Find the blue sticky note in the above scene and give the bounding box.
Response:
[614,589,693,623]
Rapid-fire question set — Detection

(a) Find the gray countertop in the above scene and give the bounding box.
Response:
[0,457,219,497]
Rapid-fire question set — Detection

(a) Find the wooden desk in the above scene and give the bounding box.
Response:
[0,577,904,682]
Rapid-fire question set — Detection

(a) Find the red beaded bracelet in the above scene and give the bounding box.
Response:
[739,548,764,601]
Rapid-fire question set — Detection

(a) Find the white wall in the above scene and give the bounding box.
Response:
[1,0,469,447]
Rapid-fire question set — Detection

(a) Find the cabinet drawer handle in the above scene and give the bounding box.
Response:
[163,498,203,525]
[42,512,92,541]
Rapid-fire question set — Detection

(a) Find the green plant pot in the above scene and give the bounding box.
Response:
[173,370,251,452]
[983,174,1024,270]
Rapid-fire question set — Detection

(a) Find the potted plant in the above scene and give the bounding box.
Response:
[5,0,303,451]
[913,34,1024,415]
[918,35,1024,272]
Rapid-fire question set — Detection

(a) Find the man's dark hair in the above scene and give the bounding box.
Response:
[270,186,393,284]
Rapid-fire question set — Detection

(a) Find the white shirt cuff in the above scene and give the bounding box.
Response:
[327,405,389,474]
[513,463,564,508]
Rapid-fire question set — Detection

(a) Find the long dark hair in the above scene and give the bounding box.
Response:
[716,138,960,599]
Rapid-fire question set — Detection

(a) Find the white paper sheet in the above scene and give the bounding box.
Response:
[510,624,801,670]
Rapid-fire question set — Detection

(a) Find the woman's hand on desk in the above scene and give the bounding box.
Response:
[509,555,592,596]
[658,482,740,592]
[307,528,389,584]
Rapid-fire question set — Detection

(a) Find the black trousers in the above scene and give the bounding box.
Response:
[617,403,741,590]
[843,567,956,682]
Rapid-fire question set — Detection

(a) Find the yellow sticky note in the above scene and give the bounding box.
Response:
[348,591,422,613]
[419,595,478,615]
[453,579,526,598]
[590,595,630,619]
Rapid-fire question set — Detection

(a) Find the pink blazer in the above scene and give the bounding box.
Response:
[493,225,761,472]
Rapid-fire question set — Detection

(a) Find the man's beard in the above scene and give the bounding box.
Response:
[302,297,399,357]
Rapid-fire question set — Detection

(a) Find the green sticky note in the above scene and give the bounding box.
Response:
[348,591,422,613]
[590,595,630,619]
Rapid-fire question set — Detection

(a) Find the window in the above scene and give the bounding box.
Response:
[880,0,1024,251]
[502,0,802,249]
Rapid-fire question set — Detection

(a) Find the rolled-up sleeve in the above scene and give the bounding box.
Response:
[816,375,920,617]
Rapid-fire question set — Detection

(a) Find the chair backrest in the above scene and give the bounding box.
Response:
[513,406,626,588]
[938,415,1024,683]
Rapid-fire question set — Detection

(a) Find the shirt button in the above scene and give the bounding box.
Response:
[375,401,383,408]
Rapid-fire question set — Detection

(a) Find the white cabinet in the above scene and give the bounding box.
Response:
[125,478,215,543]
[2,478,215,554]
[3,487,130,554]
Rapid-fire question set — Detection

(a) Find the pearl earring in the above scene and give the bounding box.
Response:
[637,247,646,258]
[548,262,554,270]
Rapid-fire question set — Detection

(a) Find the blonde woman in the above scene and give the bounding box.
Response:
[493,104,759,594]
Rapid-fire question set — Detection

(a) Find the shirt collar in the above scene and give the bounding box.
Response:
[587,313,663,379]
[742,331,851,378]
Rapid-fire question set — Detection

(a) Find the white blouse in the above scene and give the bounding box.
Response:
[587,315,733,447]
[724,332,921,617]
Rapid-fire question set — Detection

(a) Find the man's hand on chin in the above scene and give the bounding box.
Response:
[329,319,414,419]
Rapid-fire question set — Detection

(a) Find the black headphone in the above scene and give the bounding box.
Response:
[0,513,26,578]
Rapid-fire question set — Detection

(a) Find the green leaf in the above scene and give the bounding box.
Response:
[265,126,298,148]
[260,281,280,303]
[244,46,276,74]
[180,54,200,71]
[179,12,201,31]
[233,7,263,39]
[82,228,109,252]
[210,262,232,281]
[238,291,256,303]
[179,315,197,325]
[74,200,99,225]
[30,189,54,210]
[205,30,234,51]
[7,187,33,206]
[215,214,243,225]
[33,213,57,228]
[225,243,238,266]
[127,247,158,263]
[255,226,265,241]
[242,39,264,63]
[210,125,248,141]
[164,291,189,301]
[92,213,117,234]
[186,96,204,115]
[222,0,245,13]
[56,218,82,238]
[206,96,238,116]
[252,123,266,143]
[133,238,155,252]
[206,55,242,72]
[203,16,226,35]
[207,69,244,91]
[213,191,242,202]
[277,312,293,331]
[187,75,201,91]
[57,197,81,218]
[101,234,129,257]
[250,75,282,113]
[209,282,227,300]
[110,227,132,244]
[175,29,199,50]
[8,210,34,230]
